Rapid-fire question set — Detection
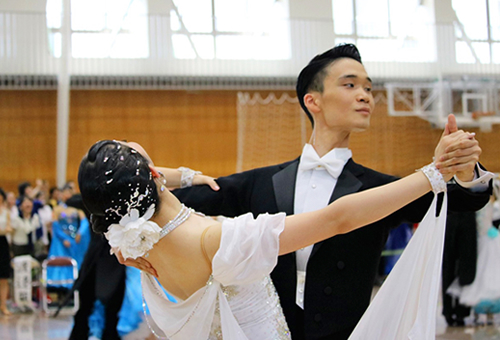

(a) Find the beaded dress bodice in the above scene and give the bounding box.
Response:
[142,212,291,340]
[57,210,80,238]
[208,276,290,340]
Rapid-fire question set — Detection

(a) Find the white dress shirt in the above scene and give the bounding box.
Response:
[294,144,352,309]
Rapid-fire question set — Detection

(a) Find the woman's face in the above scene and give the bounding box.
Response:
[20,198,33,215]
[51,189,62,201]
[121,141,154,166]
[6,193,15,207]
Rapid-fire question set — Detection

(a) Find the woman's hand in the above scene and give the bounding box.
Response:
[115,250,159,278]
[152,166,219,191]
[193,174,220,191]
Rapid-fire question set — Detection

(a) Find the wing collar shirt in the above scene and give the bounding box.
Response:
[294,143,352,309]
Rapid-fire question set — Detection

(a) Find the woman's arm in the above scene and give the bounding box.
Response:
[51,220,73,242]
[279,127,473,255]
[0,212,13,236]
[280,171,434,255]
[154,166,219,191]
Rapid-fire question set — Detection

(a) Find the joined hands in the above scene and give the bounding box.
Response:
[434,114,480,182]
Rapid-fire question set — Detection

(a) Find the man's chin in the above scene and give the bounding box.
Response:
[352,123,370,133]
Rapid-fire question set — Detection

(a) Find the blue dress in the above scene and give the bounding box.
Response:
[88,267,178,338]
[47,210,91,288]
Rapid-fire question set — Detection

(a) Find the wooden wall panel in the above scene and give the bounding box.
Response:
[0,90,57,193]
[350,98,500,176]
[0,89,499,194]
[67,90,238,186]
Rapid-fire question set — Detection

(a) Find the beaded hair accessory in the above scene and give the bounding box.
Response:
[102,142,162,259]
[419,162,447,194]
[104,186,162,260]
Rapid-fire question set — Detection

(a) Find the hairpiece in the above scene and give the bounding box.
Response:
[104,185,160,259]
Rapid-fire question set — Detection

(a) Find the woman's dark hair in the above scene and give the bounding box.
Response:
[18,181,31,197]
[49,186,60,198]
[296,43,363,127]
[0,188,6,202]
[78,140,159,234]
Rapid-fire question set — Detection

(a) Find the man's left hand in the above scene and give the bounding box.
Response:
[436,114,480,182]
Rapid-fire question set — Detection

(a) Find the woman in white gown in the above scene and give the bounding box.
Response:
[447,178,500,320]
[77,129,468,340]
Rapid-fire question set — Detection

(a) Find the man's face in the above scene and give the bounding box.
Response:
[315,58,374,133]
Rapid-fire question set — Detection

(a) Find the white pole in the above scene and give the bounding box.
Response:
[56,0,71,188]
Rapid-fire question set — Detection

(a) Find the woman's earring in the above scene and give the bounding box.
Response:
[160,178,167,192]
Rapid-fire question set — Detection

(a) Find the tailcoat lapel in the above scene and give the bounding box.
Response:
[272,160,299,216]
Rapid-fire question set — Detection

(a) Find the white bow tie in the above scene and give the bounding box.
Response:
[298,153,345,179]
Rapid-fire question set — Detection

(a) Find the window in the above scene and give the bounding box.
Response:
[332,0,436,62]
[452,0,500,63]
[46,0,149,58]
[170,0,291,60]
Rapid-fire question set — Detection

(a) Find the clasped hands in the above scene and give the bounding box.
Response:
[434,114,480,183]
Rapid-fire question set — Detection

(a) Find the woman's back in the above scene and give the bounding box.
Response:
[147,213,219,300]
[142,212,291,339]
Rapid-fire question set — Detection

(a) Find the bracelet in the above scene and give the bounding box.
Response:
[177,167,202,188]
[419,163,447,194]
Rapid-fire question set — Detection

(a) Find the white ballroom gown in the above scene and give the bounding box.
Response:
[141,212,291,340]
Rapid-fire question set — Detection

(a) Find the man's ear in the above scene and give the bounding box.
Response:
[304,93,321,115]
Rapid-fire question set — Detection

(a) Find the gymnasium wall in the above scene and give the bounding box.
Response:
[0,89,498,193]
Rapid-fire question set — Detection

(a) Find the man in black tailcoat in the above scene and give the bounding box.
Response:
[173,44,492,339]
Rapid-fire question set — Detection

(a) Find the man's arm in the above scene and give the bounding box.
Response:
[172,169,258,218]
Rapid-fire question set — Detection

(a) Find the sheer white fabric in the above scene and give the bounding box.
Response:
[349,194,447,340]
[447,200,500,306]
[142,212,291,340]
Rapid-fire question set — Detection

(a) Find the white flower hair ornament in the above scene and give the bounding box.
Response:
[105,204,161,259]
